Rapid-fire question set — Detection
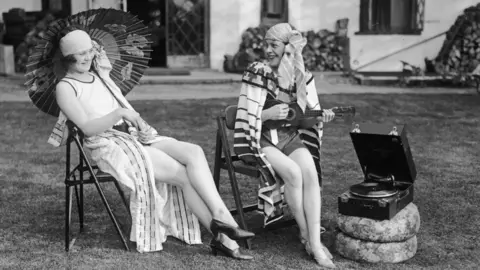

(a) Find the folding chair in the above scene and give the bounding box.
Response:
[64,120,130,251]
[213,105,296,249]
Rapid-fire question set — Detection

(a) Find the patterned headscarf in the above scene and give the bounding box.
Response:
[265,23,307,111]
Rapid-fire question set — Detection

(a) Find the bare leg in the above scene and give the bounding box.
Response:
[261,146,309,241]
[289,148,334,268]
[289,148,322,249]
[150,140,238,227]
[143,146,239,250]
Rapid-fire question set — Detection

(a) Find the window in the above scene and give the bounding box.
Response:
[261,0,288,27]
[358,0,425,35]
[42,0,71,17]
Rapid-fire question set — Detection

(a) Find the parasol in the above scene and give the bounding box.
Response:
[25,8,152,117]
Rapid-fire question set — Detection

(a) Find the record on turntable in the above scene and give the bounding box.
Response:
[349,182,398,198]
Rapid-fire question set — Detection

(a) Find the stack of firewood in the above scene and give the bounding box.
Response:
[433,4,480,75]
[224,19,349,73]
[303,28,348,71]
[14,13,56,73]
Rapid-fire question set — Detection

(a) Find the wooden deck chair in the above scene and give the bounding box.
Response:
[213,105,296,249]
[64,120,130,251]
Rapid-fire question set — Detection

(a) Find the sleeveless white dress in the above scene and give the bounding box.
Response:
[59,73,122,124]
[56,72,202,253]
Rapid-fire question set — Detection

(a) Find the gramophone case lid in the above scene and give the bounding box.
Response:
[349,123,417,183]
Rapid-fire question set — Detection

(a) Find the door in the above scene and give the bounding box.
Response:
[126,0,167,67]
[166,0,209,68]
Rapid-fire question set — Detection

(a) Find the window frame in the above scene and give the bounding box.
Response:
[356,0,425,35]
[260,0,289,27]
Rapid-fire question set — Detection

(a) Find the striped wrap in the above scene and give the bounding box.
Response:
[234,61,323,226]
[83,130,202,252]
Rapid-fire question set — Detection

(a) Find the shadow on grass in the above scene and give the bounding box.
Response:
[1,94,479,269]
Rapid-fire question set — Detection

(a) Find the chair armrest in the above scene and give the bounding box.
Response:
[66,120,85,139]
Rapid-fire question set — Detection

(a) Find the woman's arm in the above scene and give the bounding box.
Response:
[261,107,272,122]
[55,81,124,137]
[260,99,289,122]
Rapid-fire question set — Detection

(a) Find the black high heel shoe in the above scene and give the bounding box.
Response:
[210,239,253,260]
[210,219,255,240]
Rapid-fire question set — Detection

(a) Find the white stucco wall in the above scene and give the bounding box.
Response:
[5,0,476,72]
[210,0,480,72]
[209,0,260,71]
[209,0,358,71]
[71,1,88,15]
[288,0,322,31]
[348,0,480,71]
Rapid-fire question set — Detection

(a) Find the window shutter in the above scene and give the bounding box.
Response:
[414,0,425,32]
[359,0,371,32]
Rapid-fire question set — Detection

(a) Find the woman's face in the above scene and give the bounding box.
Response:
[69,48,95,73]
[265,39,285,69]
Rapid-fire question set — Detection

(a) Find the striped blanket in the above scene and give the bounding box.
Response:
[83,129,202,252]
[234,61,323,226]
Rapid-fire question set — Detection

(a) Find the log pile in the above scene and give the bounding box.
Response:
[303,27,348,72]
[224,18,349,73]
[433,4,480,76]
[14,13,56,73]
[228,25,269,73]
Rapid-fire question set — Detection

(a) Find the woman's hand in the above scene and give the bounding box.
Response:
[262,104,290,121]
[117,108,146,130]
[317,109,335,123]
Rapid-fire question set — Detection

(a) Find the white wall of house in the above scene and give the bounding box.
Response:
[0,0,41,16]
[208,0,361,71]
[71,1,88,15]
[210,0,260,71]
[290,0,480,72]
[2,0,476,72]
[210,0,480,72]
[288,0,322,31]
[349,0,480,72]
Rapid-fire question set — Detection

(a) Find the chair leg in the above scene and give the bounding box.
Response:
[226,170,251,249]
[73,184,84,232]
[65,185,73,252]
[79,155,85,231]
[90,176,130,251]
[213,131,222,190]
[92,179,130,251]
[79,180,85,231]
[74,138,130,251]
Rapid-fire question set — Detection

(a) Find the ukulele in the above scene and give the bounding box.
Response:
[263,99,356,129]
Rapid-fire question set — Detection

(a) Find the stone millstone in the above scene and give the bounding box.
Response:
[335,232,417,263]
[337,203,420,242]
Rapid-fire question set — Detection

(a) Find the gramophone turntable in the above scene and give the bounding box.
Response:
[338,123,417,220]
[350,177,398,198]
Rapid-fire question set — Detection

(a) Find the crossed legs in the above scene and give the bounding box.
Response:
[143,139,240,249]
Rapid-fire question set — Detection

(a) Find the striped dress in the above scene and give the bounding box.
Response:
[233,61,323,226]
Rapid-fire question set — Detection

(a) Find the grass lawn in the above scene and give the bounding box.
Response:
[1,93,479,270]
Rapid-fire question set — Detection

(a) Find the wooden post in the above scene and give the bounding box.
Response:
[0,44,15,75]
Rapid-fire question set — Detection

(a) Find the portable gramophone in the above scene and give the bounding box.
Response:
[338,123,417,220]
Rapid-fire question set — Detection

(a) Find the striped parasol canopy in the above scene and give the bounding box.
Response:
[25,8,152,117]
